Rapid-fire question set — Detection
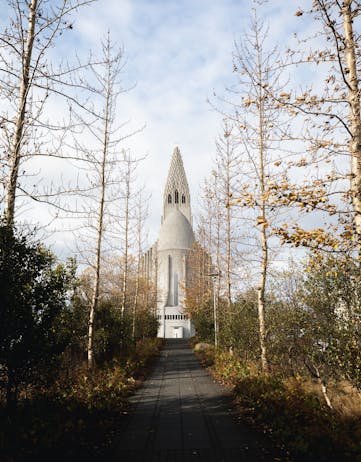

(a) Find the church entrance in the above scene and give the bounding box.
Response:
[173,326,183,338]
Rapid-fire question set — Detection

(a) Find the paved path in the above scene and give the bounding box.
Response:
[114,340,285,461]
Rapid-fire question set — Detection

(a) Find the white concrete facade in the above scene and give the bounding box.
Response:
[155,148,195,338]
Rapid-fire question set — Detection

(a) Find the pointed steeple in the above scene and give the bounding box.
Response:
[163,147,191,223]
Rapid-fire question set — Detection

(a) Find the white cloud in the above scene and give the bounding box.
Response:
[2,0,322,259]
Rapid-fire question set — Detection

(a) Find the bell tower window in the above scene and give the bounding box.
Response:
[168,194,172,204]
[175,190,179,204]
[182,194,186,204]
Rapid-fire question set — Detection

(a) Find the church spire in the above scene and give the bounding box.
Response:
[163,147,191,223]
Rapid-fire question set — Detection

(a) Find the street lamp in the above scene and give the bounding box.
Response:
[207,272,220,348]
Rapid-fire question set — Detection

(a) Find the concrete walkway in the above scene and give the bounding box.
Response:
[114,340,285,461]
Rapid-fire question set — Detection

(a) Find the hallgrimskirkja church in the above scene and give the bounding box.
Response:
[142,147,195,338]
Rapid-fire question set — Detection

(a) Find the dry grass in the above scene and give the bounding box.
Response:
[295,378,361,418]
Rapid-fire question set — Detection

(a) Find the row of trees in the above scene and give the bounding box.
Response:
[186,1,361,404]
[0,0,158,408]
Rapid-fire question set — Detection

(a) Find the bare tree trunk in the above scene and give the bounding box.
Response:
[258,224,269,373]
[87,39,112,370]
[87,159,106,369]
[304,360,333,409]
[132,192,147,341]
[256,28,269,374]
[342,1,361,258]
[5,0,37,226]
[214,172,222,347]
[226,192,232,311]
[132,268,139,341]
[120,153,131,322]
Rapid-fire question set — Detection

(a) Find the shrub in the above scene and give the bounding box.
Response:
[0,224,76,409]
[134,337,163,364]
[233,375,360,461]
[212,350,256,385]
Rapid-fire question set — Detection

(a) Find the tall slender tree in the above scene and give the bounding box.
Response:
[69,34,128,369]
[132,190,149,340]
[0,0,95,226]
[215,121,241,309]
[224,13,290,372]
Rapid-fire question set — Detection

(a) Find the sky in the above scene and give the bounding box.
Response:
[1,0,315,257]
[67,0,307,245]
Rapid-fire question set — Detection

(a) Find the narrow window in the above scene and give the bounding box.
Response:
[168,194,172,203]
[175,190,179,203]
[182,194,186,204]
[167,255,172,306]
[174,272,178,305]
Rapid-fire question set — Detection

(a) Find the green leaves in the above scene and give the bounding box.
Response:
[0,224,75,407]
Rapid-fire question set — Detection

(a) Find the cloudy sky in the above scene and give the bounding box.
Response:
[1,0,314,255]
[67,0,307,244]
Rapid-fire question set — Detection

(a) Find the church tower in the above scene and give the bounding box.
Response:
[156,147,195,338]
[162,147,192,224]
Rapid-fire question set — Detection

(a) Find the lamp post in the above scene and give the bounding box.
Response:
[207,272,220,348]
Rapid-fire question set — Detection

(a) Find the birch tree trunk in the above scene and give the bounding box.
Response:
[5,0,37,226]
[342,0,361,258]
[215,123,239,312]
[120,153,131,321]
[132,192,148,341]
[257,68,269,375]
[87,42,112,370]
[252,19,270,374]
[227,13,285,373]
[214,171,222,347]
[84,35,129,369]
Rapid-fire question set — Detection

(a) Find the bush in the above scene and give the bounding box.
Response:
[134,337,164,363]
[233,375,359,461]
[205,349,361,461]
[0,336,164,461]
[213,350,255,385]
[0,224,76,409]
[194,345,215,367]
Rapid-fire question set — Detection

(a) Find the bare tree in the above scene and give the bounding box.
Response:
[113,150,146,324]
[86,36,120,370]
[198,173,222,346]
[225,13,290,373]
[68,34,129,369]
[0,0,96,226]
[215,121,242,310]
[273,1,361,259]
[132,189,149,340]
